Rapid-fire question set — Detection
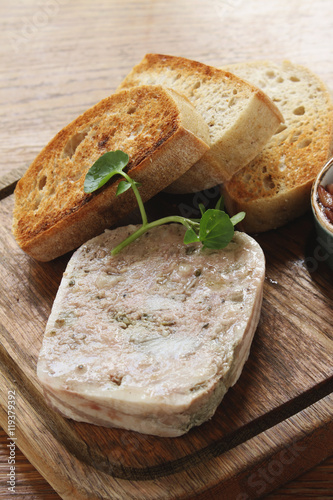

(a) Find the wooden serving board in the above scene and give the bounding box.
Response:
[0,168,332,499]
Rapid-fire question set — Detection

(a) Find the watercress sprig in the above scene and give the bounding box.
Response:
[84,151,245,255]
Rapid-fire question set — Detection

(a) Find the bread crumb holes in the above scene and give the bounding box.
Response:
[263,174,275,190]
[127,106,137,114]
[289,130,302,143]
[62,128,90,159]
[38,175,47,190]
[293,106,305,115]
[297,138,312,148]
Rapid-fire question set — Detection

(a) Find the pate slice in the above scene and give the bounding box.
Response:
[37,224,265,437]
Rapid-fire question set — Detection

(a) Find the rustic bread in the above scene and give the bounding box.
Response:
[37,223,265,437]
[117,53,284,193]
[220,60,333,233]
[12,85,210,261]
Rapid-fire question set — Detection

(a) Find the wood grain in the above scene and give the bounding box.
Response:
[0,0,333,498]
[1,182,333,498]
[1,0,333,181]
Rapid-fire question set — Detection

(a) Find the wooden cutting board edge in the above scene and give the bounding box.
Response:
[1,339,332,500]
[1,170,333,499]
[0,166,26,201]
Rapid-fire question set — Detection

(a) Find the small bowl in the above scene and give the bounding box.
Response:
[311,156,333,270]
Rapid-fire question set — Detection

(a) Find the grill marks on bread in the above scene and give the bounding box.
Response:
[221,60,333,233]
[12,85,210,261]
[118,54,284,192]
[14,89,178,238]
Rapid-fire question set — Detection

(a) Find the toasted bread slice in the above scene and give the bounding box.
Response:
[117,54,283,193]
[13,85,210,261]
[220,60,333,233]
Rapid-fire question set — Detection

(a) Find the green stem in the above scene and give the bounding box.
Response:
[112,171,199,255]
[122,172,147,226]
[111,216,199,256]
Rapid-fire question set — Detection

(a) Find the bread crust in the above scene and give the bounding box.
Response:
[220,60,333,233]
[118,54,284,192]
[13,85,210,261]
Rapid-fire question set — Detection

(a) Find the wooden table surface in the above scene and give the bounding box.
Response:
[0,0,332,498]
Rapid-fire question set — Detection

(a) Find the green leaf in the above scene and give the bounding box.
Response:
[116,179,141,196]
[83,151,246,256]
[215,196,224,211]
[84,150,129,193]
[184,228,200,244]
[116,180,132,196]
[230,211,246,226]
[198,203,206,216]
[199,209,234,249]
